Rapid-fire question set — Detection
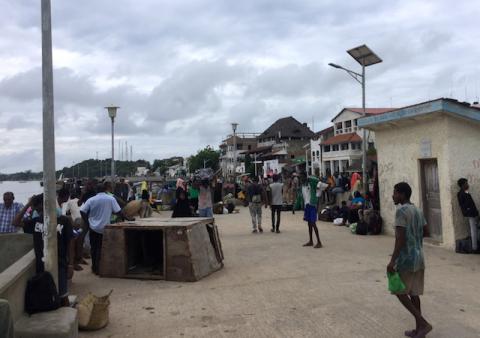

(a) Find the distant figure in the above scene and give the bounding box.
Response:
[291,173,300,214]
[198,179,213,218]
[114,178,130,203]
[0,192,24,233]
[188,182,199,214]
[80,182,125,275]
[172,186,192,218]
[457,178,479,253]
[302,176,322,248]
[388,182,432,338]
[268,174,283,233]
[246,176,267,233]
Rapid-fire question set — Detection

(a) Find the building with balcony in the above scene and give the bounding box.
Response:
[309,126,334,176]
[219,134,258,177]
[320,107,396,175]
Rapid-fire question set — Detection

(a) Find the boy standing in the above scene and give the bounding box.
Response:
[246,176,267,233]
[387,182,432,338]
[457,178,479,252]
[303,176,322,248]
[268,175,283,233]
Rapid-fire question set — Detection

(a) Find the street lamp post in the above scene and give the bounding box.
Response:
[328,44,382,193]
[105,106,119,184]
[231,122,238,181]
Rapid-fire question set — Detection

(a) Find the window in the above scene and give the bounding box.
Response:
[312,151,315,160]
[248,145,252,150]
[341,143,349,150]
[345,120,352,128]
[332,144,339,151]
[316,150,320,157]
[336,122,342,129]
[353,119,358,126]
[324,145,331,152]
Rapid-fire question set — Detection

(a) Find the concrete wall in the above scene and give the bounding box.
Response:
[374,115,451,243]
[444,116,480,242]
[0,234,33,273]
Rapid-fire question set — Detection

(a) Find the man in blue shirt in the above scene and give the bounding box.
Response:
[387,182,432,338]
[0,192,24,233]
[80,182,126,275]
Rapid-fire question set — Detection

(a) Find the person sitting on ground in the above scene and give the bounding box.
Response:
[0,192,25,233]
[13,194,73,306]
[340,201,350,225]
[457,178,479,253]
[302,176,323,249]
[388,182,432,338]
[358,192,374,224]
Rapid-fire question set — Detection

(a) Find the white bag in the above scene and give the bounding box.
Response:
[333,218,344,225]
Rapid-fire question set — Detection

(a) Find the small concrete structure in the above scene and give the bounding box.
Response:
[0,233,78,338]
[359,98,480,248]
[100,217,224,281]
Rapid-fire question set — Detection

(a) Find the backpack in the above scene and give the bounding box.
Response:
[368,211,383,235]
[25,271,60,315]
[356,221,368,235]
[318,208,333,222]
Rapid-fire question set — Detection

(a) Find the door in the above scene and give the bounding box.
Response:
[421,159,442,242]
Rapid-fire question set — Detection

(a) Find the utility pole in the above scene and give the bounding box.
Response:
[41,0,58,285]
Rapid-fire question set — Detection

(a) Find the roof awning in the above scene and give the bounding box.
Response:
[321,133,362,145]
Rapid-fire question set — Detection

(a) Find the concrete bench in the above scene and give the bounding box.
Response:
[0,234,78,338]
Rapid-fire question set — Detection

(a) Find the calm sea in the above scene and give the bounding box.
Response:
[0,181,43,205]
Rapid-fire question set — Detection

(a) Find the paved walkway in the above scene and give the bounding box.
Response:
[73,208,480,338]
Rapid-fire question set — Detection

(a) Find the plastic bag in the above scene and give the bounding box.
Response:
[387,272,406,293]
[333,218,344,225]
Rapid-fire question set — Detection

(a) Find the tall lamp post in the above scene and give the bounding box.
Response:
[105,106,119,183]
[231,122,238,182]
[328,44,382,193]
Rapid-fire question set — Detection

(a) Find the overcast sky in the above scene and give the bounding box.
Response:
[0,0,479,173]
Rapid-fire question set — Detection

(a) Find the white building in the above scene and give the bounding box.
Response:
[309,126,334,176]
[320,107,395,175]
[219,134,258,178]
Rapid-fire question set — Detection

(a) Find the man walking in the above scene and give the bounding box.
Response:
[457,178,479,253]
[387,182,432,338]
[80,182,125,275]
[268,174,283,233]
[246,176,267,233]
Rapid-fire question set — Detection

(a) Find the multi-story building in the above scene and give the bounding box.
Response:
[320,107,396,175]
[219,134,258,178]
[309,126,334,176]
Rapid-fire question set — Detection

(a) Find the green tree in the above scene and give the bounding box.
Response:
[188,146,220,172]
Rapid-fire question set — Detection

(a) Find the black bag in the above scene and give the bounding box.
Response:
[368,211,383,235]
[356,221,368,235]
[455,237,473,254]
[25,271,60,315]
[318,208,333,222]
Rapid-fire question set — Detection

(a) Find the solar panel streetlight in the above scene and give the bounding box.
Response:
[329,44,382,194]
[105,105,119,183]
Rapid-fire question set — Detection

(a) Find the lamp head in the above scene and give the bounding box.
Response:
[328,63,342,69]
[105,105,119,119]
[231,122,238,132]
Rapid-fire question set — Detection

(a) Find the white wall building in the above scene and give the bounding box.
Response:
[310,126,334,175]
[320,108,395,175]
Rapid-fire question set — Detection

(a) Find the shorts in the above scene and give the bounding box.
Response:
[303,204,317,223]
[394,270,425,296]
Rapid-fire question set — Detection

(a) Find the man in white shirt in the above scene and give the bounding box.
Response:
[80,182,125,275]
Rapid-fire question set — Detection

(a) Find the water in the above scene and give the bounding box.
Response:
[0,181,43,204]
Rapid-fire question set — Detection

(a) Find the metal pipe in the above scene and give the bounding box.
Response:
[362,62,367,194]
[111,117,115,183]
[41,0,58,285]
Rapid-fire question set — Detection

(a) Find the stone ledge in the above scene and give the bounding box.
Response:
[15,307,78,338]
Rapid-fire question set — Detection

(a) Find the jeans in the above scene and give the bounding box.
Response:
[249,203,262,230]
[468,217,479,251]
[199,207,213,218]
[271,205,282,230]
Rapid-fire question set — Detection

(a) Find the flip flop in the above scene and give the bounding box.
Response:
[404,330,416,337]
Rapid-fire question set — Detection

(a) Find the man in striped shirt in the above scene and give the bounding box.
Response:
[0,192,25,233]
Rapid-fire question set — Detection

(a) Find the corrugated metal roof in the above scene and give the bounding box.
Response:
[321,132,362,145]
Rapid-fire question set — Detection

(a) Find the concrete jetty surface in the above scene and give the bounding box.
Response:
[73,208,480,338]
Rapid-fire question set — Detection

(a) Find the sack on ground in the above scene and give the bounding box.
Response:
[78,290,113,331]
[333,218,344,225]
[387,272,406,293]
[318,208,333,222]
[356,221,368,235]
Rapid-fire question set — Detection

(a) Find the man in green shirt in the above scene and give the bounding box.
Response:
[388,182,432,338]
[188,183,199,214]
